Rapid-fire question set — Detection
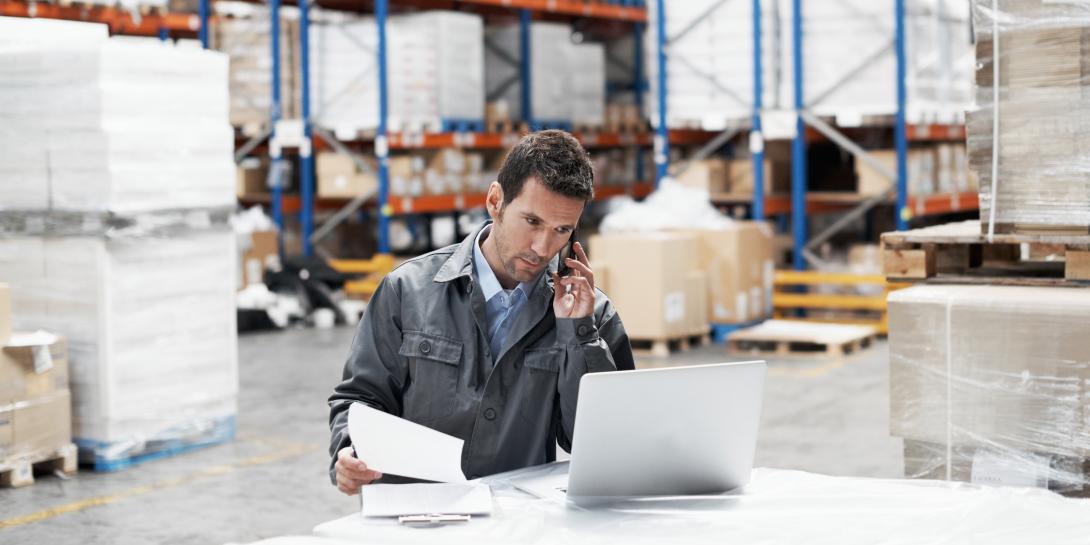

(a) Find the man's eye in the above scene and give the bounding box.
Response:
[526,217,538,226]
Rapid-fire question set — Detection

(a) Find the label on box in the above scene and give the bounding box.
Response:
[749,287,761,317]
[714,303,731,320]
[736,293,748,322]
[32,345,53,374]
[970,449,1050,489]
[664,292,685,323]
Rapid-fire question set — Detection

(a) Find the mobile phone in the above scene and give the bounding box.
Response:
[557,228,578,277]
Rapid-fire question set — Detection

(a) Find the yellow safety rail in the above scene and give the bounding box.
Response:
[772,270,907,334]
[330,254,397,300]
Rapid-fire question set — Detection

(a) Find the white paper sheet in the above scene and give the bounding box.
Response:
[361,483,493,518]
[347,403,467,483]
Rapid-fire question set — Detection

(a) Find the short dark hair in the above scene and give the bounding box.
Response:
[497,130,595,206]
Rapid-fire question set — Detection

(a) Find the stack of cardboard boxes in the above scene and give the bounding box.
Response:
[888,285,1090,496]
[886,1,1090,496]
[855,145,977,197]
[590,222,774,341]
[0,284,76,485]
[673,143,792,195]
[967,1,1090,233]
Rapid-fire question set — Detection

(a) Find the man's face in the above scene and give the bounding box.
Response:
[487,178,585,284]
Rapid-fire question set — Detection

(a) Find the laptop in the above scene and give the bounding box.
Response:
[565,361,767,501]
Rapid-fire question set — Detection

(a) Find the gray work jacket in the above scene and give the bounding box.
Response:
[328,222,635,483]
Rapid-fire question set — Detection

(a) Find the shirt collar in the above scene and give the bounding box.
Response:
[473,225,536,302]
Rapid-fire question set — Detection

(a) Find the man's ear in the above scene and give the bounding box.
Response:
[485,181,503,219]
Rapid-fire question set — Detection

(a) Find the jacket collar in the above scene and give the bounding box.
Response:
[434,220,555,294]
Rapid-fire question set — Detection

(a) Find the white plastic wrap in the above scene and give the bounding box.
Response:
[485,22,575,123]
[781,0,973,124]
[311,10,485,134]
[0,229,239,461]
[647,1,973,129]
[599,179,735,233]
[308,463,1090,545]
[646,0,779,129]
[0,20,235,213]
[889,285,1090,496]
[570,43,606,128]
[968,0,1090,233]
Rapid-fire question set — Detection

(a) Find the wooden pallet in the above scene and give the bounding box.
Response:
[882,220,1090,286]
[0,443,78,488]
[726,320,877,357]
[630,332,710,357]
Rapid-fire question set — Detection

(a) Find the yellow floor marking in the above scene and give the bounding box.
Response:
[0,441,316,530]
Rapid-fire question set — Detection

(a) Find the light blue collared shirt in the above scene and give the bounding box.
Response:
[473,225,538,363]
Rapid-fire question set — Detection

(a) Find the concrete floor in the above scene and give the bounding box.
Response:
[0,326,903,544]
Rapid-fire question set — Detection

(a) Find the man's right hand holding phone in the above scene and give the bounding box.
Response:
[335,446,383,496]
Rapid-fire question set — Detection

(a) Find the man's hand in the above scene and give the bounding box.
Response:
[335,446,383,496]
[552,241,595,319]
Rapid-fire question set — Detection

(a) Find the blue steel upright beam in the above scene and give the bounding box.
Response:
[653,0,670,185]
[270,0,284,247]
[751,0,765,220]
[299,0,314,255]
[790,0,807,270]
[519,10,533,128]
[376,0,391,254]
[894,0,909,231]
[634,22,646,182]
[198,0,209,49]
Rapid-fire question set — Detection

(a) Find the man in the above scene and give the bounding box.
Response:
[328,130,635,494]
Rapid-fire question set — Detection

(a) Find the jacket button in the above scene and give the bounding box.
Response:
[419,340,432,354]
[577,325,589,336]
[484,408,497,421]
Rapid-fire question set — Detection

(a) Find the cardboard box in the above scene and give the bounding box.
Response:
[235,158,268,197]
[903,438,1090,498]
[0,283,10,345]
[688,223,775,324]
[1,391,72,459]
[727,157,792,195]
[589,232,704,339]
[317,152,378,199]
[0,333,69,405]
[388,155,426,197]
[856,149,937,196]
[889,285,1090,457]
[674,159,730,193]
[422,149,468,196]
[240,230,279,289]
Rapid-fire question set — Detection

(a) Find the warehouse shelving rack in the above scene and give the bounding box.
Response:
[237,0,679,257]
[650,0,977,271]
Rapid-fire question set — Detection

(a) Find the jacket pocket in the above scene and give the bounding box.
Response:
[400,331,464,425]
[399,331,463,365]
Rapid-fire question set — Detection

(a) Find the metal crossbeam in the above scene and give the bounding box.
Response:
[807,40,894,109]
[667,0,735,45]
[798,111,897,264]
[671,126,742,178]
[234,128,273,164]
[673,55,749,108]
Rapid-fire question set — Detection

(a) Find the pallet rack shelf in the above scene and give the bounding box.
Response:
[651,0,977,271]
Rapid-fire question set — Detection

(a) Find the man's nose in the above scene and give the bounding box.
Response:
[530,231,551,259]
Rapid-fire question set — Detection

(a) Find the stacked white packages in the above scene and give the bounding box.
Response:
[645,0,779,129]
[0,233,239,447]
[311,10,484,135]
[0,20,236,213]
[646,0,973,128]
[485,22,578,124]
[0,18,238,461]
[571,43,606,128]
[779,0,973,124]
